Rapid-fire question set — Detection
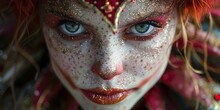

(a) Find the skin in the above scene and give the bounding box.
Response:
[40,0,177,109]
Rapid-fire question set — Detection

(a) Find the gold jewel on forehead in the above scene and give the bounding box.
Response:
[80,0,132,32]
[104,0,113,13]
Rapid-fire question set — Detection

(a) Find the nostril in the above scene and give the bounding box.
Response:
[91,62,123,80]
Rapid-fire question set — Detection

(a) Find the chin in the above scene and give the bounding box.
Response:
[66,61,167,110]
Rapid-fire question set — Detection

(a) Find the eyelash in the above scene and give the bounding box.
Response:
[56,20,90,41]
[54,19,165,42]
[124,20,164,41]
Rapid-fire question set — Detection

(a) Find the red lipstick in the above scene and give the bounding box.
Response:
[81,88,132,104]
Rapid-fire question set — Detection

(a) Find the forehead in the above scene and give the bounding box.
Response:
[43,0,175,28]
[45,0,174,8]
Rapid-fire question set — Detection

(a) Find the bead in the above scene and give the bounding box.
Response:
[104,2,113,13]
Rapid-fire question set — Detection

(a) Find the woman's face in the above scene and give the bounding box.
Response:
[41,0,177,109]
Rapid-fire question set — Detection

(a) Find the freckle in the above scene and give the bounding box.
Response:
[71,55,74,58]
[80,66,83,68]
[74,76,78,80]
[108,57,111,60]
[144,66,147,69]
[135,60,137,62]
[89,55,92,58]
[132,66,136,69]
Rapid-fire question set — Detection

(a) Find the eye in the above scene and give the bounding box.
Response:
[59,21,85,36]
[127,21,161,37]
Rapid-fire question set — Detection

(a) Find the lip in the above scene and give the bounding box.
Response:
[81,88,133,104]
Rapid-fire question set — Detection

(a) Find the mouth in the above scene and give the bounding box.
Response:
[81,88,133,104]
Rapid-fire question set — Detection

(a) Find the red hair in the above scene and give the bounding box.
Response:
[10,0,38,23]
[180,0,216,23]
[10,0,216,24]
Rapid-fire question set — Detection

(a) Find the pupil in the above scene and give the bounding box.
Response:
[65,22,79,32]
[135,23,150,33]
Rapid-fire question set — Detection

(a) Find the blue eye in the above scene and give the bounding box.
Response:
[59,21,85,36]
[135,23,150,33]
[127,21,161,36]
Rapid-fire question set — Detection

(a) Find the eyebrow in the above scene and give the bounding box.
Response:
[47,8,172,29]
[47,10,91,27]
[119,10,171,29]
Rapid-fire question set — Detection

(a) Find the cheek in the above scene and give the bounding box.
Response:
[124,43,167,76]
[43,26,95,80]
[123,23,175,79]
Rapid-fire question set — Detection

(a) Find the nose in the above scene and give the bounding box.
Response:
[91,62,123,80]
[91,37,123,80]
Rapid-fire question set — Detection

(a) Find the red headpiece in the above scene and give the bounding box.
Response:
[81,0,130,32]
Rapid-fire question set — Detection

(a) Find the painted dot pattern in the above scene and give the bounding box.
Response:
[41,0,176,110]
